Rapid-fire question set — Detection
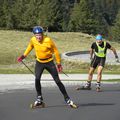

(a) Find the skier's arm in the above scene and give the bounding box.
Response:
[51,40,61,64]
[110,46,119,62]
[51,39,62,72]
[23,40,34,56]
[17,40,33,62]
[90,48,94,60]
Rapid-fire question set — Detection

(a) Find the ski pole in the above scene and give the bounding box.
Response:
[22,60,69,77]
[21,61,35,76]
[61,71,69,77]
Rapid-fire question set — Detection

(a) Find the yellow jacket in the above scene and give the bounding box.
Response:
[23,36,61,64]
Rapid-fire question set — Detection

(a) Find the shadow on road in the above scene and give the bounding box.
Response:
[77,103,115,107]
[30,104,68,109]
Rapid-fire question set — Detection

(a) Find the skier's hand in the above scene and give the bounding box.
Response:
[115,55,119,63]
[17,55,26,62]
[90,56,93,62]
[57,64,63,72]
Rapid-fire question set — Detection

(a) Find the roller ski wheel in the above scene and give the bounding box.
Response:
[69,103,78,109]
[30,102,45,109]
[96,88,102,92]
[75,87,81,90]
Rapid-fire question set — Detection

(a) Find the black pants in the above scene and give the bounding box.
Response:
[35,60,69,100]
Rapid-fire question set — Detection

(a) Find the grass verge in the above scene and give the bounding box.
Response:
[0,30,120,74]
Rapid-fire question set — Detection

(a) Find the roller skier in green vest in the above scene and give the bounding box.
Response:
[76,34,119,92]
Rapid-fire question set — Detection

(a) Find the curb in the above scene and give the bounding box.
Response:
[0,74,120,92]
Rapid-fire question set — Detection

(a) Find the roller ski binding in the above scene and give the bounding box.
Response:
[30,96,45,109]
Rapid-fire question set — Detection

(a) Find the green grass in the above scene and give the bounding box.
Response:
[101,79,120,82]
[0,30,95,65]
[0,30,120,74]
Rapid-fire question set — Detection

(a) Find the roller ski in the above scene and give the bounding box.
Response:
[76,81,91,90]
[96,82,102,92]
[96,87,102,92]
[30,102,45,109]
[65,98,78,109]
[76,86,91,90]
[30,96,45,109]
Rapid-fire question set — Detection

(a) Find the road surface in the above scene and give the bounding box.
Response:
[0,74,120,120]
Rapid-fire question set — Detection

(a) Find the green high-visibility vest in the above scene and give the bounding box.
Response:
[95,41,106,57]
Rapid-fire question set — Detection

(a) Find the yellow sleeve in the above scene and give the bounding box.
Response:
[23,39,34,56]
[50,39,61,64]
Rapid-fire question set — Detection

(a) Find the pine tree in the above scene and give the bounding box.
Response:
[110,9,120,42]
[0,0,5,28]
[68,0,108,35]
[60,0,71,31]
[94,0,120,26]
[37,0,62,31]
[2,0,15,29]
[18,0,41,30]
[12,0,44,30]
[11,0,27,29]
[0,0,120,35]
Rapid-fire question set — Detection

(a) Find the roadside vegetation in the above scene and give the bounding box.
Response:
[0,30,120,74]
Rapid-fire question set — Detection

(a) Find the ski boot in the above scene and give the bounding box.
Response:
[65,98,78,109]
[96,82,102,92]
[30,96,45,109]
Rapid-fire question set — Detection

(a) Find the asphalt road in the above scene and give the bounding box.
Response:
[0,84,120,120]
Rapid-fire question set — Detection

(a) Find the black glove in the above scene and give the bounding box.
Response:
[115,55,119,62]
